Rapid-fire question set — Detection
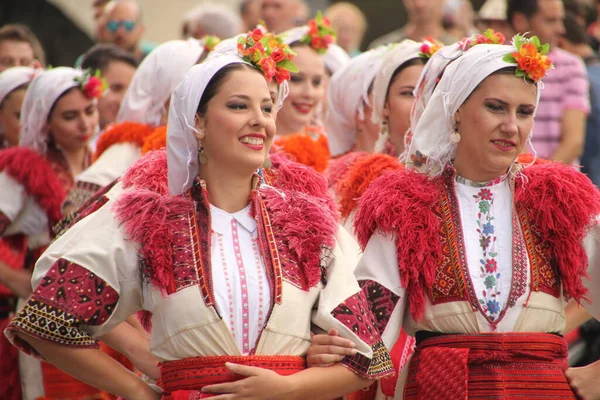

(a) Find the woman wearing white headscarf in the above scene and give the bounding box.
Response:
[64,38,206,213]
[272,13,350,173]
[5,29,392,399]
[352,36,600,398]
[0,66,37,149]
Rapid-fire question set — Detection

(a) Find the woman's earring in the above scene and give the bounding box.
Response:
[198,143,207,164]
[450,127,461,144]
[262,156,272,169]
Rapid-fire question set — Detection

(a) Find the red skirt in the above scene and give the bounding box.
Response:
[159,355,306,399]
[403,332,577,400]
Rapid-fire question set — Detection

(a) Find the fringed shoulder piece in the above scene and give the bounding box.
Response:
[0,147,65,224]
[338,153,403,220]
[261,185,339,289]
[325,151,368,189]
[273,126,331,173]
[354,168,442,321]
[265,152,338,217]
[94,122,155,160]
[121,150,169,195]
[142,126,167,155]
[516,162,600,302]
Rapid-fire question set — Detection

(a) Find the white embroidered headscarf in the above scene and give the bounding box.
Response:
[168,55,256,195]
[0,67,37,106]
[325,45,391,156]
[405,43,543,176]
[19,67,84,154]
[116,38,205,126]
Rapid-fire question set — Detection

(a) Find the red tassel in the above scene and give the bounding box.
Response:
[325,151,368,189]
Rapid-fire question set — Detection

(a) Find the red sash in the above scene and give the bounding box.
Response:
[159,355,306,399]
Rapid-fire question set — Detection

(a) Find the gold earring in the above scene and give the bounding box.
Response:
[262,157,272,169]
[450,127,461,144]
[198,143,207,164]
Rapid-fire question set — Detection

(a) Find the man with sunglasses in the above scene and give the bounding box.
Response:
[100,0,151,62]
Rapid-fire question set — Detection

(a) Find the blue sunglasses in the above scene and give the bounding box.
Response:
[106,19,137,33]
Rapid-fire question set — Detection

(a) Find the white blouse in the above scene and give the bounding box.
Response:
[210,204,271,355]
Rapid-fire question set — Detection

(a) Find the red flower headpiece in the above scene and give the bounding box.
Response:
[74,69,107,99]
[301,11,336,54]
[203,35,221,52]
[237,25,298,84]
[419,37,443,59]
[458,28,506,51]
[503,34,553,82]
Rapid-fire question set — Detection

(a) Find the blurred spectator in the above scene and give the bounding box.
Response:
[443,0,478,39]
[261,0,306,33]
[93,0,111,42]
[369,0,456,48]
[81,43,138,130]
[560,11,600,185]
[0,24,45,72]
[181,3,242,39]
[325,2,368,56]
[509,0,590,164]
[476,0,512,40]
[585,0,600,50]
[240,0,262,31]
[100,0,152,61]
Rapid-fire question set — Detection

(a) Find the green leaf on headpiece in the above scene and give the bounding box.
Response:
[237,36,246,45]
[94,69,101,78]
[515,69,526,78]
[315,10,324,23]
[540,43,550,55]
[514,35,525,49]
[277,59,298,73]
[532,36,541,48]
[503,53,516,63]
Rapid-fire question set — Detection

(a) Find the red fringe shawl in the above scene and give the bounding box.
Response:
[337,153,403,220]
[325,151,368,190]
[354,163,600,321]
[0,147,65,224]
[94,122,155,161]
[113,149,338,295]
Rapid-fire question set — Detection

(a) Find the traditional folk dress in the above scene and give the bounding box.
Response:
[5,149,393,399]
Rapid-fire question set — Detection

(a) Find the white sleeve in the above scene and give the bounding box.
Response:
[584,219,600,320]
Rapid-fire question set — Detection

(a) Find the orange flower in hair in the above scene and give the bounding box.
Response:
[419,37,443,59]
[237,25,297,84]
[503,35,553,82]
[301,11,336,54]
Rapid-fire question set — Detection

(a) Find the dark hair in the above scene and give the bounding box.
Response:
[196,62,258,115]
[81,43,139,72]
[0,24,46,67]
[0,83,29,108]
[47,87,79,121]
[563,11,588,45]
[389,57,427,88]
[507,0,539,28]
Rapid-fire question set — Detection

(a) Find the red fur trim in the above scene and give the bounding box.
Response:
[0,147,65,224]
[121,150,169,195]
[261,186,338,288]
[94,122,155,160]
[267,152,338,216]
[273,127,330,173]
[325,151,368,189]
[135,310,153,333]
[517,163,600,302]
[517,153,550,165]
[354,169,442,321]
[112,189,193,294]
[142,126,167,155]
[338,154,403,220]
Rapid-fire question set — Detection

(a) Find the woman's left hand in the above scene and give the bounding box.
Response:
[201,363,296,400]
[565,361,600,400]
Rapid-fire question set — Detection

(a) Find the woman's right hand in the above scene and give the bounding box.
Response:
[126,379,161,400]
[306,328,358,367]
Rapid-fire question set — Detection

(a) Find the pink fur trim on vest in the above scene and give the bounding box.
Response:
[0,147,65,224]
[355,163,600,321]
[516,163,600,302]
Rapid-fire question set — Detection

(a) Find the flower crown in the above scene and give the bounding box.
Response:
[503,34,553,82]
[458,28,505,50]
[419,37,443,59]
[301,11,336,54]
[74,69,107,99]
[203,35,221,52]
[237,25,298,84]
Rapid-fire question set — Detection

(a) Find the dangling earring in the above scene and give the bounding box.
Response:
[374,120,390,153]
[450,127,461,144]
[198,143,207,164]
[262,156,272,169]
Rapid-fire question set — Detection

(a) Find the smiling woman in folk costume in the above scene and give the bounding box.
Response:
[63,38,210,214]
[272,12,350,173]
[0,66,37,149]
[345,35,600,399]
[5,29,392,399]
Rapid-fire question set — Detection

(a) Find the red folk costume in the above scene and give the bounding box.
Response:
[353,39,600,399]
